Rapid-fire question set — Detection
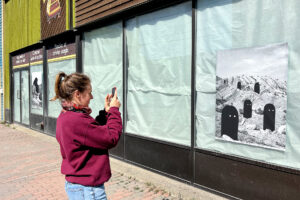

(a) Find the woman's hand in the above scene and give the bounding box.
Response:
[104,94,111,112]
[110,88,121,108]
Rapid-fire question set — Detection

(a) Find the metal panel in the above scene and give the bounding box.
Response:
[75,34,82,73]
[125,134,192,181]
[109,134,124,158]
[46,116,57,136]
[5,109,11,123]
[30,113,44,132]
[195,151,300,200]
[43,46,48,134]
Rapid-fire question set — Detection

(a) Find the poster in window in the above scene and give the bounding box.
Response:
[215,43,288,151]
[32,72,43,110]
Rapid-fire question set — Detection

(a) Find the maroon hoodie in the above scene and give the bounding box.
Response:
[56,107,122,186]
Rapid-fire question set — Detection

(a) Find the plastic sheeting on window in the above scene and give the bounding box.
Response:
[196,0,300,169]
[83,22,123,119]
[48,59,76,118]
[30,64,43,115]
[125,2,192,146]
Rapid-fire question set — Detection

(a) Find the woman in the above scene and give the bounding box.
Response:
[52,72,122,200]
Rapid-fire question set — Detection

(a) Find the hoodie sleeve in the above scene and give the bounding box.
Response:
[82,107,122,149]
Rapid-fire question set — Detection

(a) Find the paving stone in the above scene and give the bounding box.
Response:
[0,124,176,200]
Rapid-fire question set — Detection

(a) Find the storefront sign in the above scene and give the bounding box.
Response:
[41,0,66,39]
[47,43,76,62]
[12,53,30,69]
[30,49,43,65]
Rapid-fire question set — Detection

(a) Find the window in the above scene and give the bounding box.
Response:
[125,2,192,146]
[83,22,123,118]
[195,0,300,170]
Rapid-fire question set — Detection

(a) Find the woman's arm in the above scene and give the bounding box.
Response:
[83,107,122,149]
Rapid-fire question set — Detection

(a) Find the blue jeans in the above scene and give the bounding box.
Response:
[65,181,107,200]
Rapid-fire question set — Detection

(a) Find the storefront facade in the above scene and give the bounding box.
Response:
[3,0,300,199]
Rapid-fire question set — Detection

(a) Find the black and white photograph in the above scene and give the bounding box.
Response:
[215,43,288,151]
[31,72,43,110]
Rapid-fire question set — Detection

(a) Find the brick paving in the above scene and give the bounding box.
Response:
[0,124,178,200]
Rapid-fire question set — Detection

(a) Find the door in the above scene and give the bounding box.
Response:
[21,70,30,125]
[13,69,30,125]
[13,71,21,123]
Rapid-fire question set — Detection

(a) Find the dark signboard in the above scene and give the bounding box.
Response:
[30,49,43,64]
[41,0,66,39]
[12,53,30,68]
[47,43,75,60]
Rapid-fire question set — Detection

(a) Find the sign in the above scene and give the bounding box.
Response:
[47,43,76,62]
[30,49,43,65]
[12,53,30,68]
[41,0,66,39]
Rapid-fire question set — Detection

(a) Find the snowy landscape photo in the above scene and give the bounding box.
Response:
[215,43,288,151]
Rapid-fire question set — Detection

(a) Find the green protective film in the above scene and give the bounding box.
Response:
[83,22,123,119]
[125,2,192,146]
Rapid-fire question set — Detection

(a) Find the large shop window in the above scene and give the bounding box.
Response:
[195,0,300,169]
[125,2,192,146]
[83,22,123,119]
[30,49,43,116]
[47,44,76,118]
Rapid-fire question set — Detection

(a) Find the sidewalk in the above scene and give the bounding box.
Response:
[0,123,227,200]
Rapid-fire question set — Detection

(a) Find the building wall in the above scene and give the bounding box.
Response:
[3,0,41,113]
[75,0,148,27]
[3,1,300,199]
[3,0,76,118]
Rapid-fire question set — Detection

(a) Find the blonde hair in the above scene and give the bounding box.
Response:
[51,72,91,101]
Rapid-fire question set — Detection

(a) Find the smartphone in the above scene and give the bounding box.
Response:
[112,87,116,97]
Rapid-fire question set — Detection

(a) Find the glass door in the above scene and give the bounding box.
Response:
[13,69,30,125]
[21,70,30,125]
[13,71,21,123]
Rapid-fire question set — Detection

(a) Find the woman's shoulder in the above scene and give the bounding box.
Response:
[58,111,94,123]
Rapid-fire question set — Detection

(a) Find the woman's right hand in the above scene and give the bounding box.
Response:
[110,88,121,108]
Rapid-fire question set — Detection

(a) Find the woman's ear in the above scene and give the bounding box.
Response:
[73,90,80,100]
